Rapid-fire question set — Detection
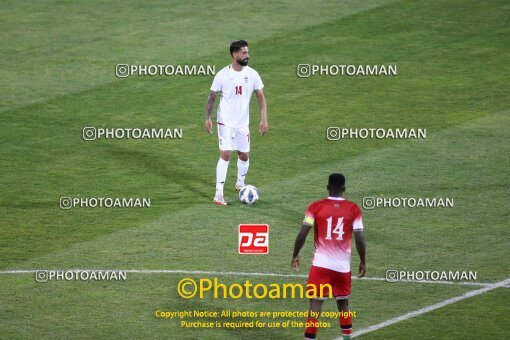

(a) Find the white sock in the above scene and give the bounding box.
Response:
[237,159,249,186]
[216,158,230,196]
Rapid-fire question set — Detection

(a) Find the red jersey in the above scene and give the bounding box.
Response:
[303,197,364,273]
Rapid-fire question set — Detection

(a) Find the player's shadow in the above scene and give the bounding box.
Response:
[104,144,211,201]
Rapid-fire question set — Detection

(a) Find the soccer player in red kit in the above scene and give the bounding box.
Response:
[291,173,366,340]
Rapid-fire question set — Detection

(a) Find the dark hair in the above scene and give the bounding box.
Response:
[230,40,249,57]
[328,173,345,189]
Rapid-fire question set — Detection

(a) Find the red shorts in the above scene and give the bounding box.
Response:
[307,266,351,300]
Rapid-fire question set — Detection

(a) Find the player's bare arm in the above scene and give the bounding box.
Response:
[204,90,217,134]
[256,89,268,135]
[291,224,312,271]
[354,230,367,278]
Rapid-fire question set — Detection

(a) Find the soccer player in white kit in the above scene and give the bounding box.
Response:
[204,40,268,205]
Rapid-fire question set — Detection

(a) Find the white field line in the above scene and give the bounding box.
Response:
[338,278,510,339]
[0,269,506,288]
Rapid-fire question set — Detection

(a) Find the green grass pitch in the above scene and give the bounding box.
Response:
[1,0,509,339]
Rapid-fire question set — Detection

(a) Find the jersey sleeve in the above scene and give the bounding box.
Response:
[302,203,315,226]
[210,71,223,92]
[253,70,264,91]
[352,204,364,231]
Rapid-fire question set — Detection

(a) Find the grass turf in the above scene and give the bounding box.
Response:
[1,0,509,338]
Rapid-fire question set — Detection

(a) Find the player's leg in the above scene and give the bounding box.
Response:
[305,266,329,339]
[336,299,352,340]
[333,271,353,340]
[235,151,249,190]
[214,125,233,205]
[305,299,324,340]
[214,150,231,205]
[233,127,250,191]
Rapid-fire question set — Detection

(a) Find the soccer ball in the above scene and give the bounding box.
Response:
[239,185,259,204]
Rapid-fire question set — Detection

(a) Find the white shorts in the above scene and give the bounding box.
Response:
[217,124,250,152]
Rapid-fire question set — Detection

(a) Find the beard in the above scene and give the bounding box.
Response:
[237,58,249,66]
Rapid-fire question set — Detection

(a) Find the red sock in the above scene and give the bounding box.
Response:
[340,315,352,337]
[305,317,318,339]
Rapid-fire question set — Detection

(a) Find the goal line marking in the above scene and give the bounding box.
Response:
[341,277,510,339]
[0,269,503,288]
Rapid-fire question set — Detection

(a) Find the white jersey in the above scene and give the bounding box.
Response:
[210,65,264,128]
